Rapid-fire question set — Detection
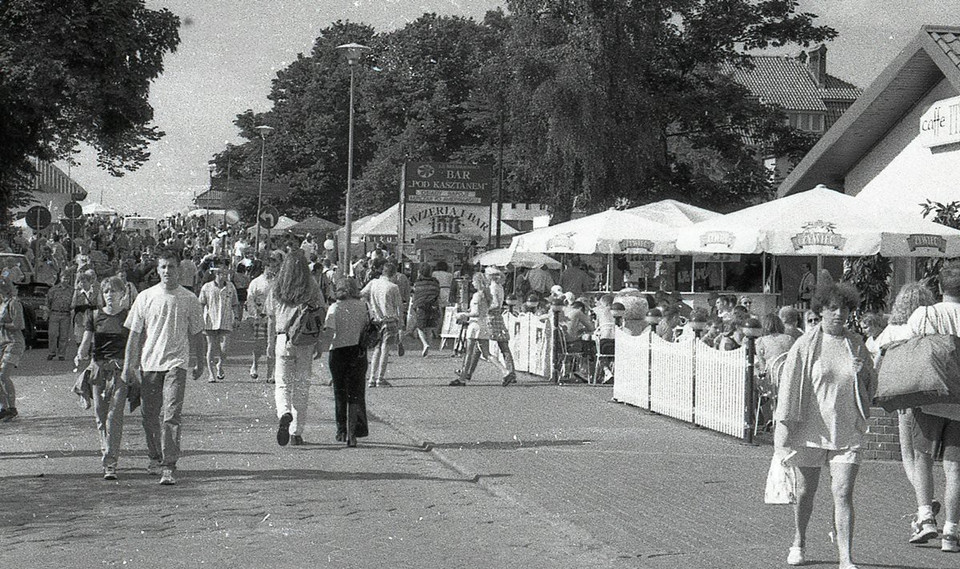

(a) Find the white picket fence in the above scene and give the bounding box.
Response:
[613,329,749,440]
[504,313,552,377]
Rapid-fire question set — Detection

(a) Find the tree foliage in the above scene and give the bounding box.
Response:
[0,0,180,224]
[213,2,836,225]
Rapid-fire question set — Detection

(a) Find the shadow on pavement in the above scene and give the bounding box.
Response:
[0,448,267,461]
[428,439,591,450]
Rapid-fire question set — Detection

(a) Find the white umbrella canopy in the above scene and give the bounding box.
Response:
[473,248,561,269]
[510,208,679,255]
[676,185,960,257]
[626,199,719,227]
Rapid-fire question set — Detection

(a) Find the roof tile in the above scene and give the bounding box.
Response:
[723,56,859,112]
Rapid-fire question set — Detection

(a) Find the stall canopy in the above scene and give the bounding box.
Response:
[472,248,561,269]
[81,202,119,216]
[510,208,680,255]
[676,185,960,257]
[288,216,340,236]
[245,215,297,235]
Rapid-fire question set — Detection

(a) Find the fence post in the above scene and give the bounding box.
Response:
[645,309,662,410]
[741,318,764,443]
[550,299,565,383]
[689,320,707,426]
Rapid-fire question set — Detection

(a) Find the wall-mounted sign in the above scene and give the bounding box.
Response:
[919,95,960,148]
[400,203,491,255]
[401,162,493,206]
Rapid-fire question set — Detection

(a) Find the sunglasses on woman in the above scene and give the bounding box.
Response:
[807,317,821,324]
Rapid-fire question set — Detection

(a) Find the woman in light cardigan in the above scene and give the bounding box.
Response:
[774,282,875,569]
[323,276,370,447]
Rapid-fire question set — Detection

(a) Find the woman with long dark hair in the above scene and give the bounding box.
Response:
[323,276,370,447]
[266,250,326,446]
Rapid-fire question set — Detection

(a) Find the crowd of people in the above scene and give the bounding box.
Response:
[1,214,960,567]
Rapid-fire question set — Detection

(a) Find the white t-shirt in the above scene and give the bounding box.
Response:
[199,280,238,331]
[125,284,203,372]
[908,301,960,420]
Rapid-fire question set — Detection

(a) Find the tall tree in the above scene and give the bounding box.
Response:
[354,13,505,215]
[210,21,376,223]
[502,0,835,221]
[0,0,180,224]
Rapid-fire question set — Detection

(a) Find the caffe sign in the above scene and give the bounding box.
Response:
[919,95,960,148]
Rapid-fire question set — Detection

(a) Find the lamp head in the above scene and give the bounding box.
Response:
[254,125,275,138]
[741,317,764,338]
[336,42,371,66]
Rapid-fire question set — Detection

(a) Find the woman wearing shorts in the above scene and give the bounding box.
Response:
[0,278,26,422]
[774,282,874,569]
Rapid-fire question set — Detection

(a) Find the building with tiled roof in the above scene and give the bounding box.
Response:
[724,45,861,184]
[727,45,861,134]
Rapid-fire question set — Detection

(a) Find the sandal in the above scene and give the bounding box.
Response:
[448,379,466,387]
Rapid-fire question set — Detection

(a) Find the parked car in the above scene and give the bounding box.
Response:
[0,253,49,348]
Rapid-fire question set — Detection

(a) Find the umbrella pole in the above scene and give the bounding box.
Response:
[607,252,613,292]
[690,257,696,293]
[762,253,767,293]
[721,262,725,291]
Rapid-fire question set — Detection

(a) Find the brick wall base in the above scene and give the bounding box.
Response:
[863,406,902,461]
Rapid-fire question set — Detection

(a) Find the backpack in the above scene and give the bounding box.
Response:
[285,304,324,346]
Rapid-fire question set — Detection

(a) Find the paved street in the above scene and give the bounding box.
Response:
[1,327,956,569]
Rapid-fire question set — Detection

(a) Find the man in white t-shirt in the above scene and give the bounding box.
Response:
[123,250,204,486]
[906,260,960,552]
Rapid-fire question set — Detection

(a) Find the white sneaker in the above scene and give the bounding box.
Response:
[943,532,960,553]
[787,546,804,566]
[159,468,177,485]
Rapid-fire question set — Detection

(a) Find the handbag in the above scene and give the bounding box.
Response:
[874,307,960,412]
[360,318,383,349]
[764,452,797,505]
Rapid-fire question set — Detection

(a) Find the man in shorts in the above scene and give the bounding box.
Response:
[907,260,960,552]
[123,250,203,486]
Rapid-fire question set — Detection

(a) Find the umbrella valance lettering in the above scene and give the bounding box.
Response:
[790,221,847,251]
[619,239,655,253]
[546,234,576,251]
[907,234,947,253]
[699,231,736,248]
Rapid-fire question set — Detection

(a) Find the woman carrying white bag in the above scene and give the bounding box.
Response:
[773,282,875,569]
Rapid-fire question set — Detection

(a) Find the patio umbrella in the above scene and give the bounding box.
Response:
[472,248,561,269]
[626,199,719,227]
[510,208,680,255]
[675,185,960,258]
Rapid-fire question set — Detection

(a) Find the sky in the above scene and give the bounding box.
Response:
[61,0,960,217]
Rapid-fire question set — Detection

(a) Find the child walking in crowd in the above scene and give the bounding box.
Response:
[74,276,131,479]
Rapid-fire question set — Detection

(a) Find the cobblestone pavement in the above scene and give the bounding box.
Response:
[1,327,956,568]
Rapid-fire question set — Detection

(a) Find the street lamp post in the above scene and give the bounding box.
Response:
[336,42,370,276]
[254,125,274,255]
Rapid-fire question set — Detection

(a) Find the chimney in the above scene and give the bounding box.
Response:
[806,44,827,86]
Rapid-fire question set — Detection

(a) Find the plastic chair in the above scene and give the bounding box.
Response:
[557,333,585,384]
[754,351,789,436]
[593,335,615,384]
